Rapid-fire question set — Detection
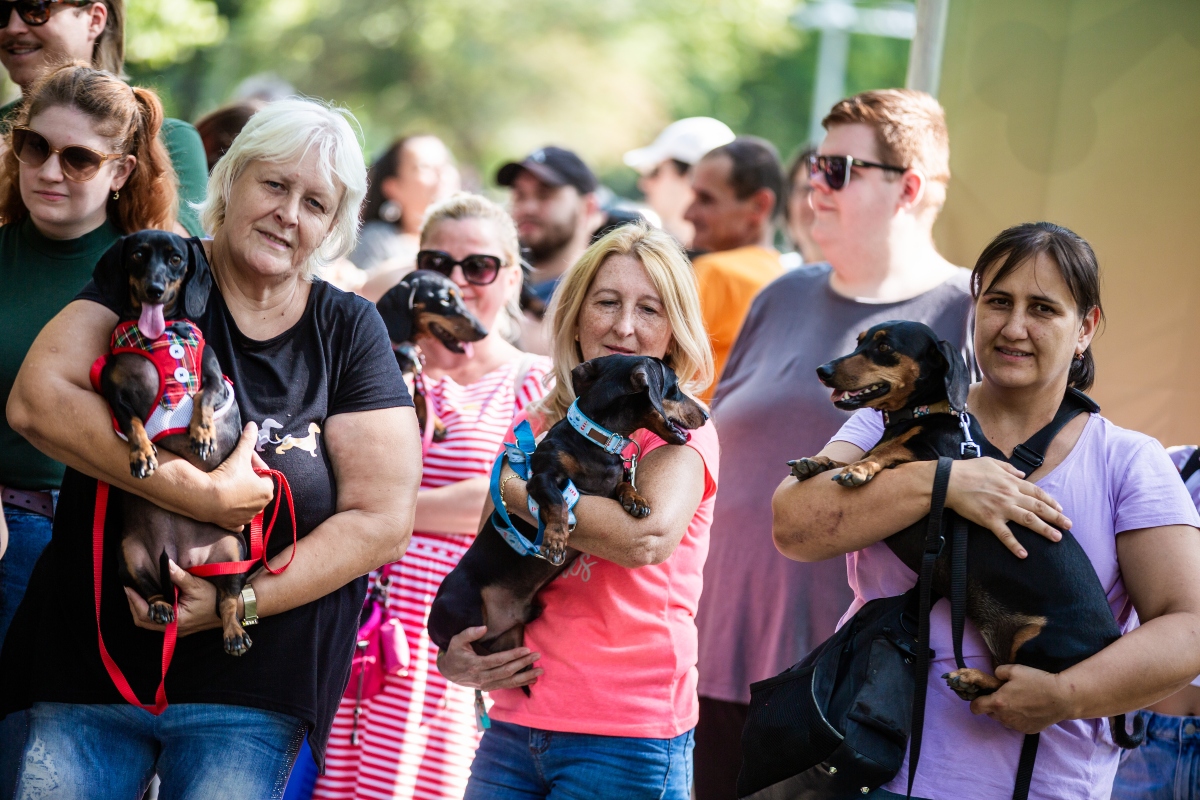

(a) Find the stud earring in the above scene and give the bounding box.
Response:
[1074,352,1084,361]
[112,190,119,201]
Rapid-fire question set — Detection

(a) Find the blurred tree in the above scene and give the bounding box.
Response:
[126,0,907,191]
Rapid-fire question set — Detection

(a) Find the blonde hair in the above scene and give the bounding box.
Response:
[529,222,714,428]
[420,192,524,343]
[823,88,950,213]
[199,97,367,279]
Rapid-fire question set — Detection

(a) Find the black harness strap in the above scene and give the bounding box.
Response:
[1181,448,1200,484]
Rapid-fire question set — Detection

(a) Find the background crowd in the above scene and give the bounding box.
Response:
[0,3,1199,800]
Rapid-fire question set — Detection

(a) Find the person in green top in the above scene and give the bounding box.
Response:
[0,63,178,792]
[0,0,206,237]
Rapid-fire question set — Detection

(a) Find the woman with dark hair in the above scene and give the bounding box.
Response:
[781,145,823,268]
[352,135,459,278]
[773,222,1200,800]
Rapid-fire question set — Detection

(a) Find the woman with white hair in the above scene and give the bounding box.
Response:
[1,98,421,797]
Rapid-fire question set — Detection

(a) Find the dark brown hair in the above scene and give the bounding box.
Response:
[195,100,262,172]
[703,135,785,217]
[0,63,177,233]
[971,221,1103,391]
[361,135,423,226]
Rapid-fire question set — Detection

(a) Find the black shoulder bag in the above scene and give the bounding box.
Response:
[737,390,1097,800]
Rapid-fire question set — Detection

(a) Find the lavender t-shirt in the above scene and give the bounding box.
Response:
[830,409,1200,800]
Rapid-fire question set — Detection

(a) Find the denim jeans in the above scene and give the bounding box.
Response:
[1111,710,1200,800]
[13,702,305,800]
[0,505,54,646]
[464,719,694,800]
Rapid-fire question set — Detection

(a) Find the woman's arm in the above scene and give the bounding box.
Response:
[7,300,273,529]
[971,523,1200,732]
[499,443,707,569]
[127,406,422,635]
[414,477,489,535]
[771,441,1070,562]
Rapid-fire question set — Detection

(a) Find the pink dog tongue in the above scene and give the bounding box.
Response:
[139,303,166,339]
[462,341,475,359]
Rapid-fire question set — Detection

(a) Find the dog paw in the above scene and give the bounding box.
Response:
[224,629,253,657]
[618,485,651,518]
[943,668,1003,702]
[147,597,174,625]
[130,445,158,479]
[432,419,448,442]
[541,525,569,566]
[189,421,217,460]
[789,457,836,482]
[833,463,875,487]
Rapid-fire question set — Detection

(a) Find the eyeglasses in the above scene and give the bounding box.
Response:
[0,0,93,28]
[807,154,906,191]
[11,126,125,182]
[416,250,505,286]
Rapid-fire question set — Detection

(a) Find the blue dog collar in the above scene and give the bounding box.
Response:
[567,400,632,456]
[489,419,579,563]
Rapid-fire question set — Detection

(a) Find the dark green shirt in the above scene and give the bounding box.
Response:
[0,218,120,489]
[0,99,208,236]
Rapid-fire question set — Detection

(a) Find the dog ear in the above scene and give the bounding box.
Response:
[937,340,970,412]
[570,360,600,396]
[632,359,669,420]
[376,279,415,343]
[91,235,131,314]
[184,239,212,318]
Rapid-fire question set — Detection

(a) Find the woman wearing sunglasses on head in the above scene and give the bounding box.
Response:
[313,193,552,800]
[0,61,175,794]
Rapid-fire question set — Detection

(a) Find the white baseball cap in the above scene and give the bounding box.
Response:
[623,117,736,175]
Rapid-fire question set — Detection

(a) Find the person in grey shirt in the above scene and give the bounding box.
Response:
[694,88,972,800]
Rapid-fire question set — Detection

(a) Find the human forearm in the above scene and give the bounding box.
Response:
[415,477,489,535]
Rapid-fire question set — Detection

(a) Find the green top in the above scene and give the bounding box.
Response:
[0,217,121,489]
[0,99,207,236]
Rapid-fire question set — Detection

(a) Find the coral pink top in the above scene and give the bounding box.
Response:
[488,413,720,738]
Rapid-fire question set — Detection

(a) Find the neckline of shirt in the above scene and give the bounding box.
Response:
[19,216,119,261]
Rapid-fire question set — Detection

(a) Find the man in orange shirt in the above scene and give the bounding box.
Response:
[684,137,784,400]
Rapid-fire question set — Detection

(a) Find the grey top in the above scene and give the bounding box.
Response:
[349,220,415,273]
[696,263,975,704]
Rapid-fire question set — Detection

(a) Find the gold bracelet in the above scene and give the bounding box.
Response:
[499,472,522,512]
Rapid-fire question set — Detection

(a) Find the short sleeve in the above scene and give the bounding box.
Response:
[827,408,885,452]
[330,301,413,416]
[160,119,208,237]
[1113,438,1200,534]
[634,419,719,500]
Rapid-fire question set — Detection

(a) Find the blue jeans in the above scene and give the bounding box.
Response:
[14,702,305,800]
[464,720,694,800]
[1112,710,1200,800]
[0,505,54,646]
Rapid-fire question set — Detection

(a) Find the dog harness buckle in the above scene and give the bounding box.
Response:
[957,411,981,459]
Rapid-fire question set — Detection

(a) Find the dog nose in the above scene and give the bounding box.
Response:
[815,362,836,384]
[146,284,165,301]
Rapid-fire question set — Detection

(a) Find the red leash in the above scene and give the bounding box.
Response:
[92,468,296,714]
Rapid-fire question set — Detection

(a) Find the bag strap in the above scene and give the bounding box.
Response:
[1181,448,1200,484]
[970,388,1098,476]
[906,456,953,799]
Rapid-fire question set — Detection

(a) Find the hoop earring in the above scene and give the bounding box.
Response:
[1074,352,1084,361]
[112,190,119,201]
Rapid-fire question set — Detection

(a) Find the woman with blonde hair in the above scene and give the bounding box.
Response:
[314,193,553,800]
[439,222,719,799]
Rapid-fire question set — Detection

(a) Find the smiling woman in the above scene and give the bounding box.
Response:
[1,97,422,797]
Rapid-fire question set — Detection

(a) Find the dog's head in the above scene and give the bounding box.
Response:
[377,269,488,356]
[93,230,210,339]
[815,320,969,413]
[570,354,708,445]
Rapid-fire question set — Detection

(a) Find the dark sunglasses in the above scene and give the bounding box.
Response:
[12,126,124,182]
[0,0,92,28]
[416,249,505,286]
[807,154,906,191]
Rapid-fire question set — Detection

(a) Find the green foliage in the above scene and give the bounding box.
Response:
[127,0,908,188]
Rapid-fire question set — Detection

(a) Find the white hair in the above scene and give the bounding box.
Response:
[198,97,367,279]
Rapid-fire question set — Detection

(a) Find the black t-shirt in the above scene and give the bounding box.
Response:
[0,240,412,767]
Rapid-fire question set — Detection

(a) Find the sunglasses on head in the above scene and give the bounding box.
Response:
[0,0,92,28]
[11,126,125,182]
[416,250,505,286]
[807,154,906,191]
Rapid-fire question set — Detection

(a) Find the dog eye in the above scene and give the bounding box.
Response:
[877,343,892,353]
[169,255,182,266]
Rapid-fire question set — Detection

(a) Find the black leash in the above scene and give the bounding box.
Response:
[1181,448,1200,484]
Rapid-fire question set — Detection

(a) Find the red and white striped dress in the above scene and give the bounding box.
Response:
[314,355,552,800]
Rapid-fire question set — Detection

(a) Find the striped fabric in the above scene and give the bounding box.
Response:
[314,355,551,800]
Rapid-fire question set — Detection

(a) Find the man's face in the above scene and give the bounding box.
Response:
[0,2,103,90]
[810,123,906,255]
[685,154,761,253]
[510,170,584,261]
[637,160,693,224]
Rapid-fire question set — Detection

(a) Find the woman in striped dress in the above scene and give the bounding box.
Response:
[314,194,552,800]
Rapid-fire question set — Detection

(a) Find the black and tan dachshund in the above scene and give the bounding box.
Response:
[428,354,708,661]
[376,270,488,441]
[93,230,253,655]
[787,320,1143,748]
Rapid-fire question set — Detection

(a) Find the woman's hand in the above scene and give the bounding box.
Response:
[946,458,1070,558]
[436,626,543,691]
[203,422,275,532]
[124,559,223,637]
[969,664,1073,734]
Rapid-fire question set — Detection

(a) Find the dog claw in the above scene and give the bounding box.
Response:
[147,599,174,625]
[943,668,1003,702]
[789,457,831,482]
[833,467,873,487]
[130,454,158,479]
[224,631,252,656]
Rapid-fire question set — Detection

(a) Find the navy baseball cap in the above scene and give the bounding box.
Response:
[496,146,598,194]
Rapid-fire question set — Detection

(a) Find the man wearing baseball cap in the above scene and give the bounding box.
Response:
[624,117,735,249]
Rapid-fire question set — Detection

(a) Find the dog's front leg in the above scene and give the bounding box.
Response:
[101,356,161,478]
[189,345,224,461]
[614,481,650,518]
[833,427,922,487]
[527,470,570,566]
[788,455,846,482]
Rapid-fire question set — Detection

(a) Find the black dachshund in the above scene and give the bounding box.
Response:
[376,270,488,441]
[428,355,708,660]
[788,320,1142,748]
[92,230,254,655]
